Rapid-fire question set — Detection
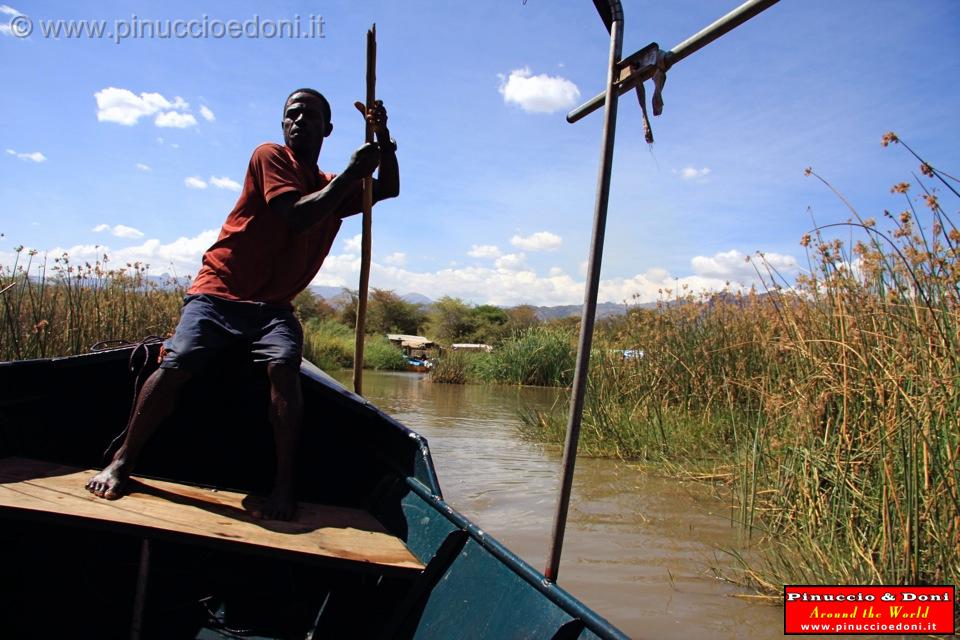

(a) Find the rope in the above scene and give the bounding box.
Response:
[99,335,166,461]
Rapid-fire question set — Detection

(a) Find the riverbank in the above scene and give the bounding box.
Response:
[521,146,960,594]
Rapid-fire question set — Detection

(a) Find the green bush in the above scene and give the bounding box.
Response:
[472,326,575,386]
[428,350,475,384]
[302,319,407,371]
[362,335,408,370]
[302,319,353,370]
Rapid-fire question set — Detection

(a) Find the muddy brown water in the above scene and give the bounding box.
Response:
[331,370,785,639]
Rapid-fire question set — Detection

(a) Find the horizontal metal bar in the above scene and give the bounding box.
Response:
[667,0,780,66]
[567,0,780,124]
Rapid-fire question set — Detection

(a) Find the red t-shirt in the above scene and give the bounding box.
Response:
[189,143,361,307]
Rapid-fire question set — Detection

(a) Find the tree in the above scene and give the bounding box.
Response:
[468,304,509,344]
[505,304,541,335]
[368,288,426,335]
[335,288,358,327]
[333,288,426,336]
[293,289,335,324]
[426,296,476,344]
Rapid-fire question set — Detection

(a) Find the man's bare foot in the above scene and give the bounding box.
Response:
[252,487,296,521]
[85,458,131,500]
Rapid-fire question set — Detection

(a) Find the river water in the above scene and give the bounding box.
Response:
[331,370,784,639]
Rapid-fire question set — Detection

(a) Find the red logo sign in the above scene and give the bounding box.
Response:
[784,585,955,635]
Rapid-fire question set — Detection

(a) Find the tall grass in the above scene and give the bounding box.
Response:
[428,326,576,386]
[523,136,960,591]
[428,349,475,384]
[1,249,183,360]
[472,326,576,386]
[0,248,409,372]
[301,318,407,371]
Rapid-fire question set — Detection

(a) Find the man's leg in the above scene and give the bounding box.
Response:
[253,362,302,520]
[86,367,191,499]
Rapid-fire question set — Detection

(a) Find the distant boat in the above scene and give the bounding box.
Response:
[387,334,438,373]
[0,345,628,638]
[405,356,433,373]
[451,343,493,353]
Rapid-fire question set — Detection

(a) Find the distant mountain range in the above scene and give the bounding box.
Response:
[307,285,655,319]
[530,301,655,320]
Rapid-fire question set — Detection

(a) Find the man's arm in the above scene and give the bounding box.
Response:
[272,145,379,234]
[273,101,399,233]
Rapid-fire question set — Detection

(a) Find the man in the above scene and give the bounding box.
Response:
[85,89,399,520]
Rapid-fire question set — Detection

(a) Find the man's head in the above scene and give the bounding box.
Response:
[282,88,332,157]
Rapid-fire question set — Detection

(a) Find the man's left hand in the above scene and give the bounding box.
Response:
[354,100,389,141]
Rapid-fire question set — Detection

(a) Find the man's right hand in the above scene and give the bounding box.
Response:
[344,142,380,180]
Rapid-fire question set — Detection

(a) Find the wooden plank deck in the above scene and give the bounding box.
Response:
[0,457,424,573]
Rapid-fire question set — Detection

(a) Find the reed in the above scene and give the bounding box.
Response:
[1,250,183,360]
[428,349,475,384]
[472,325,576,387]
[523,136,960,590]
[301,318,407,371]
[429,326,575,386]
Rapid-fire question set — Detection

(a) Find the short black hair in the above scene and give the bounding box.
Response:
[284,88,331,123]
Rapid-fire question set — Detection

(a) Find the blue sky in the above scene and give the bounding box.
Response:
[2,0,958,306]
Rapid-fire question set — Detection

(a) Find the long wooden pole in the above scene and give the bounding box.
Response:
[353,23,376,395]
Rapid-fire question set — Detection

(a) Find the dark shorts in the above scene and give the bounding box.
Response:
[161,294,303,372]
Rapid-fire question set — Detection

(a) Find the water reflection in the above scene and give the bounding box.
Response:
[332,370,784,639]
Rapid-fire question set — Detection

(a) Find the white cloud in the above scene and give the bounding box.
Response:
[199,105,216,122]
[467,244,501,259]
[113,230,217,276]
[184,176,207,189]
[510,231,562,251]
[96,88,175,126]
[383,252,406,266]
[498,67,580,114]
[83,231,215,276]
[112,224,145,239]
[0,4,20,36]
[6,148,46,163]
[95,87,196,128]
[135,163,151,171]
[341,247,798,306]
[209,175,241,192]
[155,111,197,128]
[494,253,526,270]
[691,249,798,282]
[92,223,145,239]
[0,235,803,308]
[675,166,712,181]
[343,234,362,254]
[0,229,217,281]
